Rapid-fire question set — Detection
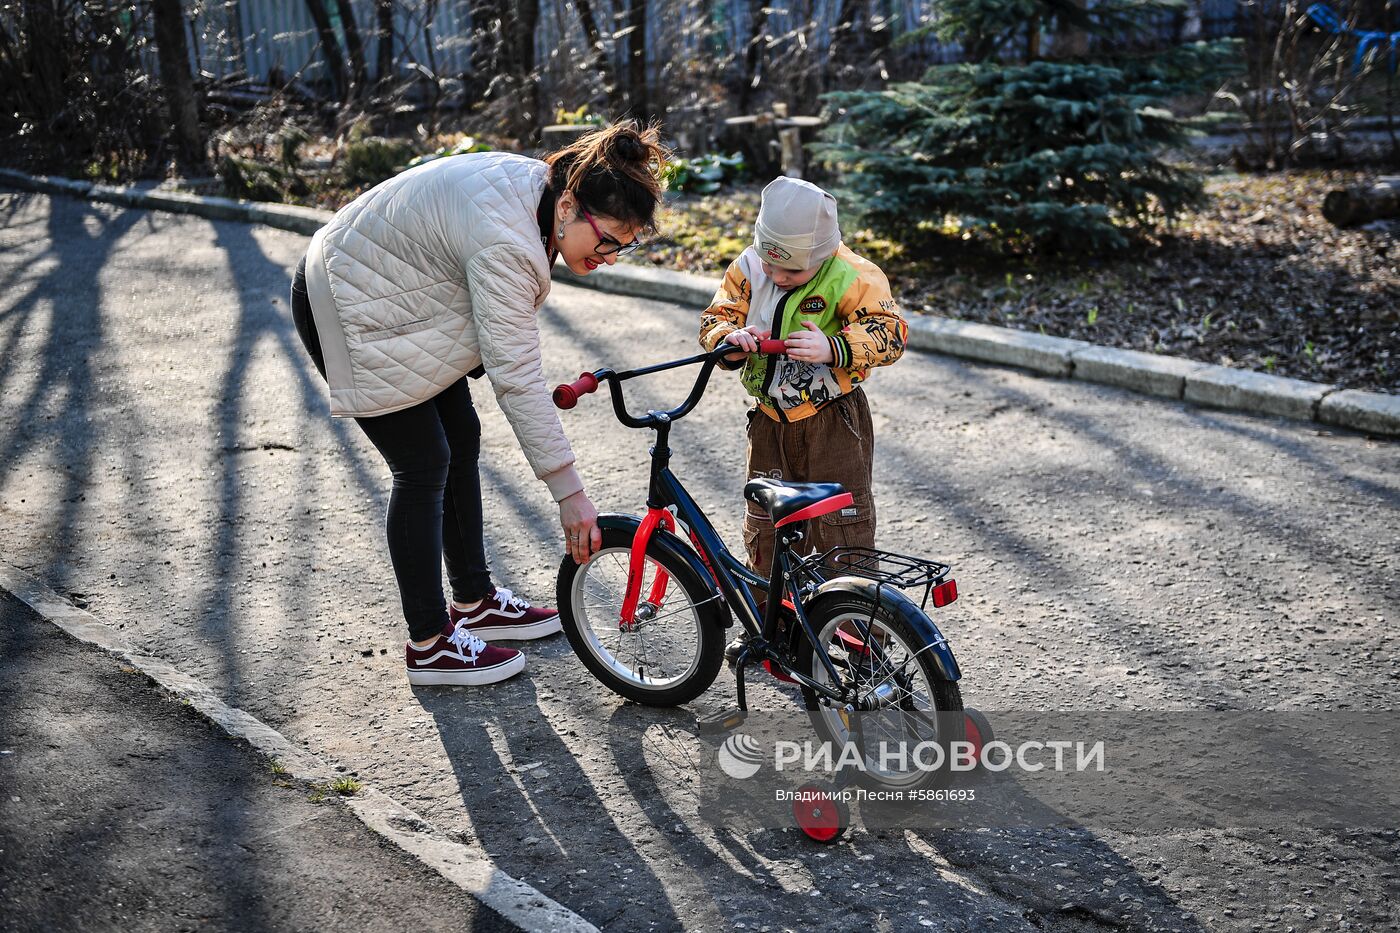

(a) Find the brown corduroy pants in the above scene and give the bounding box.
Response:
[742,388,877,577]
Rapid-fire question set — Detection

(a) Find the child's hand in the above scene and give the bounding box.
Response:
[784,322,834,364]
[723,326,769,361]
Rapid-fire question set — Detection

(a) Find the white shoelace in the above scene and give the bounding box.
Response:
[447,623,487,663]
[494,587,531,611]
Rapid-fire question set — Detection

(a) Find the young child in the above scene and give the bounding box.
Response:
[699,176,908,581]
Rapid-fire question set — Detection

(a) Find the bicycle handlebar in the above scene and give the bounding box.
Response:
[551,340,789,427]
[551,372,600,410]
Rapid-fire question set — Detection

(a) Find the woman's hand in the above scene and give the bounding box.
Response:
[783,321,835,364]
[722,325,770,362]
[560,489,601,564]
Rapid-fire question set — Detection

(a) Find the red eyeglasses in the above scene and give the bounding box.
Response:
[579,208,642,257]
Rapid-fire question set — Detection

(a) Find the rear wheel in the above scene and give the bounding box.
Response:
[795,595,964,790]
[557,524,724,706]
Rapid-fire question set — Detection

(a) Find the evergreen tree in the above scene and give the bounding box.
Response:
[815,0,1239,253]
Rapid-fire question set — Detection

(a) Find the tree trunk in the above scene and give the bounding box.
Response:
[304,0,348,101]
[20,0,65,123]
[572,0,617,103]
[375,0,394,85]
[1055,0,1091,58]
[625,0,648,121]
[827,0,864,86]
[511,0,540,129]
[794,0,823,113]
[738,0,769,112]
[333,0,368,98]
[150,0,208,173]
[1322,182,1400,227]
[466,0,504,102]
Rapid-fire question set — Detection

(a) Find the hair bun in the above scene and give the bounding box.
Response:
[608,130,646,165]
[544,120,671,231]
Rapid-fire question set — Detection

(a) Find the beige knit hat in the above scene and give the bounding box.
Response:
[753,176,840,271]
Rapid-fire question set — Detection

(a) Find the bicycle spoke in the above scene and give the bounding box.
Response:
[571,546,704,690]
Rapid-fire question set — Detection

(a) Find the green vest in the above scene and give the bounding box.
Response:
[739,254,861,410]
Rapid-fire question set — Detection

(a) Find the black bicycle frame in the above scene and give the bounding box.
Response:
[566,345,868,707]
[649,463,851,706]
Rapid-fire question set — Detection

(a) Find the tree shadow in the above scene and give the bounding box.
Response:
[595,701,1208,930]
[203,219,390,706]
[416,679,688,931]
[870,358,1398,702]
[0,197,143,597]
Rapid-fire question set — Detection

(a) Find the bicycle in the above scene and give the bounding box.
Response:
[552,342,990,841]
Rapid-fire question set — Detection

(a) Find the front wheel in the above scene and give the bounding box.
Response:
[557,523,725,706]
[795,595,964,791]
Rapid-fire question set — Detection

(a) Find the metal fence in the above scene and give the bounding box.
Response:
[182,0,1251,90]
[182,0,474,83]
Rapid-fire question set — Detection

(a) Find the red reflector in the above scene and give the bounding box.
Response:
[932,579,958,608]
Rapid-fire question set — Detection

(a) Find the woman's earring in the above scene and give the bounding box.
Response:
[557,224,566,241]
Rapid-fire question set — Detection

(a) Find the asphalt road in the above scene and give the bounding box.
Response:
[0,590,514,933]
[1,189,1397,932]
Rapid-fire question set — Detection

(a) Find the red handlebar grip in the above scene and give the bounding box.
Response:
[552,372,600,409]
[757,338,789,355]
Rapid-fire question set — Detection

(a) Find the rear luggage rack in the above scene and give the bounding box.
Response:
[791,546,954,610]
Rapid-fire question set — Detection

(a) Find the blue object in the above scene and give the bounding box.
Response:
[1307,3,1399,73]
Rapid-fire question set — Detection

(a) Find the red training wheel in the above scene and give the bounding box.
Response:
[792,783,848,843]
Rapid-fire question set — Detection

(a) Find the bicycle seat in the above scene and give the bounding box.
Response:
[744,478,854,528]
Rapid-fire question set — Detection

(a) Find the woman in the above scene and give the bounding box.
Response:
[290,122,669,687]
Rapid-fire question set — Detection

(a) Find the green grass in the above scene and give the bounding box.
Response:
[331,776,363,796]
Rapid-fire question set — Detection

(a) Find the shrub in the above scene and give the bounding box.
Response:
[816,0,1241,253]
[220,154,304,202]
[663,152,748,195]
[338,134,416,188]
[405,136,493,169]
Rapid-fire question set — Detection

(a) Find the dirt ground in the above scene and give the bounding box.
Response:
[642,170,1400,394]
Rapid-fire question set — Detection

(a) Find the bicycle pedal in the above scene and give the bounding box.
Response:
[697,708,748,735]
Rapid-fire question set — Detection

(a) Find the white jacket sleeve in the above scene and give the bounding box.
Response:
[465,244,583,502]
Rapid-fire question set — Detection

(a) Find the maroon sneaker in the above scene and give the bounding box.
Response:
[405,620,525,687]
[448,586,561,641]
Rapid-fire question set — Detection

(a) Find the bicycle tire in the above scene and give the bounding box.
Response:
[794,594,965,790]
[557,523,725,706]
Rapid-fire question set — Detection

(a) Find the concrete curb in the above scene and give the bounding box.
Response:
[905,317,1093,379]
[0,559,599,933]
[552,261,717,309]
[2,167,1395,437]
[559,261,1398,437]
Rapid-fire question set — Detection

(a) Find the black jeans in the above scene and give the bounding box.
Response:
[291,259,492,642]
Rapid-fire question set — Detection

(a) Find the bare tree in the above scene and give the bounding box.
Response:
[571,0,618,106]
[738,0,769,112]
[304,0,349,101]
[1227,0,1374,167]
[150,0,208,173]
[333,0,369,97]
[375,0,395,85]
